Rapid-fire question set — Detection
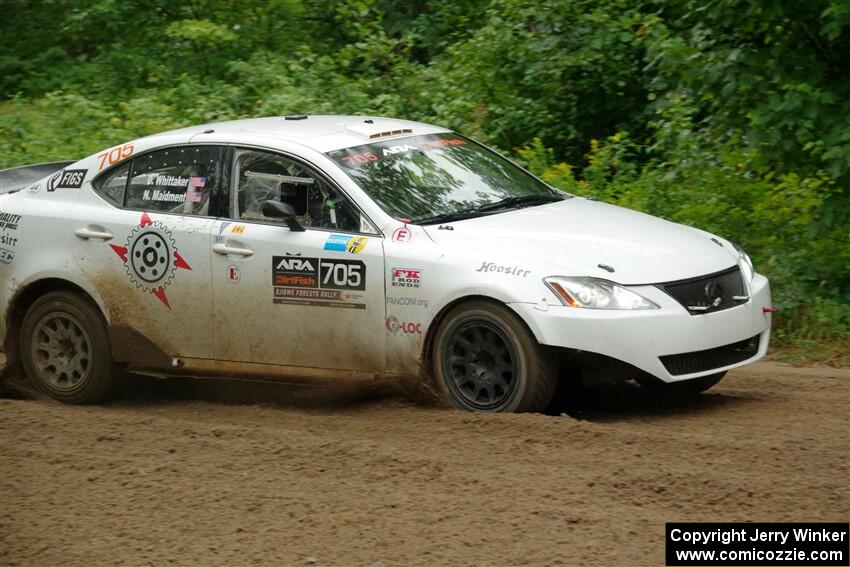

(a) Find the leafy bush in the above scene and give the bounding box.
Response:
[1,0,847,363]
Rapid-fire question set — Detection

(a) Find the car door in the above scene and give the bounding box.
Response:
[68,145,223,361]
[210,147,385,373]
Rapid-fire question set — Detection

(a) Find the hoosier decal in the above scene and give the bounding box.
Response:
[272,255,366,309]
[475,262,530,277]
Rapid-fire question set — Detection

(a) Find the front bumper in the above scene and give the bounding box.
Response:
[511,273,771,383]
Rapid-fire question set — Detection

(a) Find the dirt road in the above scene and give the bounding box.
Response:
[1,361,847,566]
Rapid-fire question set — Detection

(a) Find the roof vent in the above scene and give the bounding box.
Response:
[345,120,413,140]
[284,115,308,121]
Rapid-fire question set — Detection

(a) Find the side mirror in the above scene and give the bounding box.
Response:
[261,200,305,232]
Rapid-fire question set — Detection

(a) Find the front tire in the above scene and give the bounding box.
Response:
[19,291,116,404]
[432,300,557,412]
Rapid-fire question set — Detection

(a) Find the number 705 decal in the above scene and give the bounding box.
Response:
[97,143,135,170]
[321,260,363,289]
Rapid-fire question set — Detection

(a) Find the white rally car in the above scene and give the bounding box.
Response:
[0,115,772,411]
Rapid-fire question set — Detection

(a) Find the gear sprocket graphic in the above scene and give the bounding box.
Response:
[125,222,176,293]
[107,212,192,309]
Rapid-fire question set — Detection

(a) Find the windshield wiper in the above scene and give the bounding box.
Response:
[410,210,494,225]
[476,194,565,212]
[410,194,565,225]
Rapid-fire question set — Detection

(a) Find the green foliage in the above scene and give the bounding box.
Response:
[1,0,847,363]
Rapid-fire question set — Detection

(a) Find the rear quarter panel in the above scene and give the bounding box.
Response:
[0,182,85,348]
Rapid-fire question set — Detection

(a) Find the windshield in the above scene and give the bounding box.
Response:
[326,133,565,223]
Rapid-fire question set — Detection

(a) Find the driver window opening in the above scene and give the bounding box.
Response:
[232,149,368,233]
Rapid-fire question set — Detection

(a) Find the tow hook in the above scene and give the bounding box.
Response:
[763,307,779,314]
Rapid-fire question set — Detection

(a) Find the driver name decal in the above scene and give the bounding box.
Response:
[272,255,366,309]
[108,212,192,308]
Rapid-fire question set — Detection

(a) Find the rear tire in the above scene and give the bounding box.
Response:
[19,291,116,404]
[432,300,557,412]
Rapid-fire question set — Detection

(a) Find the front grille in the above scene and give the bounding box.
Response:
[656,266,747,315]
[660,334,761,376]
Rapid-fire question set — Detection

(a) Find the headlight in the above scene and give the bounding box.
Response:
[732,242,754,284]
[544,277,659,310]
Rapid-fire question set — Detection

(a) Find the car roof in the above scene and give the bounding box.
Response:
[139,115,451,153]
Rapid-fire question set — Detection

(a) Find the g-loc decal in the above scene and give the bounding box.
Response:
[107,212,192,308]
[323,233,367,254]
[386,316,422,335]
[231,224,246,234]
[47,169,86,191]
[391,268,421,288]
[272,255,366,309]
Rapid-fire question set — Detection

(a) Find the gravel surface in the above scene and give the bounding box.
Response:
[1,360,848,566]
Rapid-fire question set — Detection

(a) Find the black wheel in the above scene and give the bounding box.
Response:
[432,300,557,412]
[19,291,116,404]
[640,371,726,394]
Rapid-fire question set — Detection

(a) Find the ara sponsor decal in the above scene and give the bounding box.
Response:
[107,212,192,308]
[391,268,421,288]
[381,144,418,156]
[226,264,240,284]
[0,212,22,232]
[47,169,87,191]
[386,315,422,335]
[392,226,412,243]
[329,135,469,169]
[475,262,530,277]
[0,247,14,264]
[231,224,246,234]
[323,233,367,254]
[386,296,429,309]
[27,183,40,194]
[272,255,366,309]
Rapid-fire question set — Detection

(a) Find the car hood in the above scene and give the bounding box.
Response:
[422,198,738,285]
